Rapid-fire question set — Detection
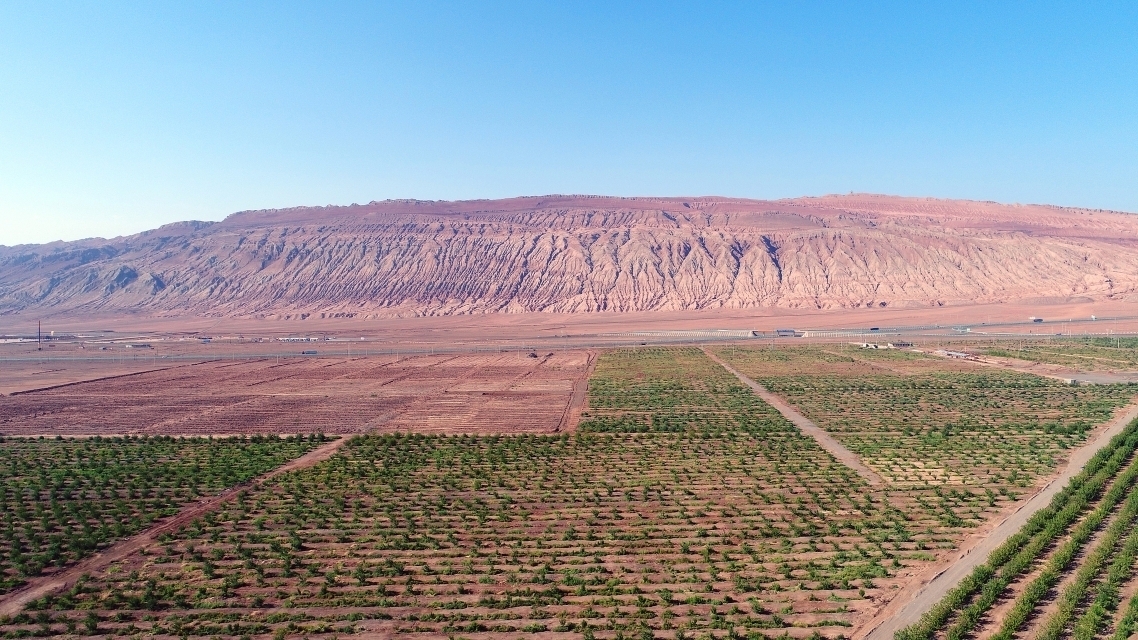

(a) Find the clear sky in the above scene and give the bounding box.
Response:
[2,2,1137,245]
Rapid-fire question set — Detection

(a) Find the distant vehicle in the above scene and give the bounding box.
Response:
[870,327,880,331]
[1032,318,1044,323]
[775,329,797,337]
[301,350,317,355]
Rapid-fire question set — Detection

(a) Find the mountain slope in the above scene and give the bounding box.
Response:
[2,194,1136,318]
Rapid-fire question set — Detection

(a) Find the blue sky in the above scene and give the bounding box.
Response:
[2,2,1137,245]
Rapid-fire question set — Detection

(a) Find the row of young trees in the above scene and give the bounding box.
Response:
[0,434,325,592]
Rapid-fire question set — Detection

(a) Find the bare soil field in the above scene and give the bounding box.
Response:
[0,351,593,437]
[0,359,181,396]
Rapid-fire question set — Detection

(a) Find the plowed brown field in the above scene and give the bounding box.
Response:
[0,351,593,437]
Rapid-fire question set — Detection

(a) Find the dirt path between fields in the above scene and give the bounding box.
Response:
[558,349,597,432]
[0,436,350,616]
[856,401,1138,640]
[703,348,883,486]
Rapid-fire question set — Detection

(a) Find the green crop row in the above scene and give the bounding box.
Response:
[715,345,1136,532]
[1071,514,1138,640]
[0,349,932,638]
[579,348,788,435]
[1026,470,1138,640]
[895,417,1138,640]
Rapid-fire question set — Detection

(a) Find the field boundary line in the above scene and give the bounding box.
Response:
[701,347,883,485]
[856,400,1138,640]
[558,349,597,432]
[0,436,350,616]
[5,361,205,396]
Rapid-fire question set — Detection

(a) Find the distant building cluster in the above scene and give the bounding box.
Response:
[856,341,914,349]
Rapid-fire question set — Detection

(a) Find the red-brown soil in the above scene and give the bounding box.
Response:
[3,194,1137,319]
[0,360,180,396]
[0,351,593,437]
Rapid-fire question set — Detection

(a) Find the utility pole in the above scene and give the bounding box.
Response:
[37,320,42,351]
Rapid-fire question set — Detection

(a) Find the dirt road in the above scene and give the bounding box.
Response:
[856,401,1138,640]
[703,348,883,486]
[558,349,597,432]
[928,350,1138,385]
[0,436,350,616]
[973,355,1138,385]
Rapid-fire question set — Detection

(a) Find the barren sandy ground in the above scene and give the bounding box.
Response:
[703,347,883,485]
[856,401,1138,640]
[0,360,187,396]
[5,297,1138,342]
[0,436,349,616]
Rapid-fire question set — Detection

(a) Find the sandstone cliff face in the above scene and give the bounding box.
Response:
[2,195,1136,318]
